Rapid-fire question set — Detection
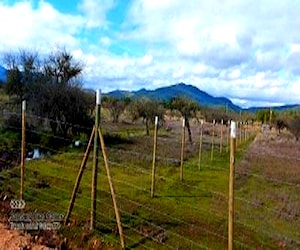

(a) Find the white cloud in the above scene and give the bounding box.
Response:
[100,36,111,47]
[0,0,300,107]
[78,0,116,28]
[0,1,84,52]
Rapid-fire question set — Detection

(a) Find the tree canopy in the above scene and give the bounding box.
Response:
[2,49,93,139]
[167,96,200,142]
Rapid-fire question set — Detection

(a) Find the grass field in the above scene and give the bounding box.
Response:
[0,121,299,249]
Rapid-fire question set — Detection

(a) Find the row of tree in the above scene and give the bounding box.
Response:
[1,49,299,149]
[255,109,300,140]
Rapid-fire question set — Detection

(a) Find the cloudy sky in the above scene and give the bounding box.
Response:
[0,0,300,108]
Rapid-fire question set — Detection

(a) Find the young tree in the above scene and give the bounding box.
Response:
[168,96,200,143]
[286,113,300,140]
[129,98,165,136]
[102,96,130,123]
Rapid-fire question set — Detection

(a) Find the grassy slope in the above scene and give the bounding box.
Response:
[0,125,299,249]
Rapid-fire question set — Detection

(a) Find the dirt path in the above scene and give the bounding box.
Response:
[0,222,52,250]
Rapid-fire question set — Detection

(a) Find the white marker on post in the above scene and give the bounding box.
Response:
[22,100,26,111]
[96,89,101,105]
[182,118,185,127]
[200,119,204,125]
[230,121,237,138]
[155,116,158,126]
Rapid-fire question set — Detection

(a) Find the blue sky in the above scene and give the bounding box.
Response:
[0,0,300,107]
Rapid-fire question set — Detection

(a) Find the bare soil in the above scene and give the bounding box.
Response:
[0,222,51,250]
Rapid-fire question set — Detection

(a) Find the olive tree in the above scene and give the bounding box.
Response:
[102,96,131,123]
[168,96,200,143]
[129,98,165,136]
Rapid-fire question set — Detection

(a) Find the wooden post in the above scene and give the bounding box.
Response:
[239,121,242,145]
[244,121,247,142]
[198,119,204,170]
[20,100,26,200]
[226,120,230,153]
[228,121,236,250]
[180,118,185,182]
[151,116,158,198]
[91,89,101,230]
[220,119,223,154]
[210,120,215,161]
[98,128,126,249]
[65,127,95,225]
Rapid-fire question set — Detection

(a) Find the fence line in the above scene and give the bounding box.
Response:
[1,105,299,249]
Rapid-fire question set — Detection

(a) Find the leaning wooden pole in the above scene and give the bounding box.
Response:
[151,116,158,198]
[98,128,125,250]
[228,121,236,250]
[20,100,26,200]
[65,127,95,225]
[91,89,101,230]
[180,118,185,182]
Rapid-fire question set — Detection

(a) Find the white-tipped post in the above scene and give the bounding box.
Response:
[151,116,159,198]
[228,120,236,250]
[22,100,26,111]
[155,116,158,126]
[230,121,237,138]
[96,89,101,105]
[182,118,185,127]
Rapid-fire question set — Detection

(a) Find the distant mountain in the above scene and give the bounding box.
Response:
[106,83,241,111]
[245,104,300,113]
[0,66,7,83]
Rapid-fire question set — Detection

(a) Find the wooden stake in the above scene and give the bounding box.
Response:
[98,128,126,250]
[180,118,185,182]
[220,119,223,154]
[211,120,215,161]
[244,122,247,142]
[226,121,230,153]
[20,100,26,200]
[65,127,95,225]
[151,116,158,198]
[91,90,101,230]
[198,120,204,170]
[228,121,236,250]
[239,121,242,145]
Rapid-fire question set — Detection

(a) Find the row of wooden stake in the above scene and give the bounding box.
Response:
[149,116,241,250]
[19,93,248,250]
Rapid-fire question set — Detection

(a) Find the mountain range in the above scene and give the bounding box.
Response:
[106,83,300,112]
[0,64,299,112]
[106,83,241,111]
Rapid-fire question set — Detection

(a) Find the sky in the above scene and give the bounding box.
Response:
[0,0,300,108]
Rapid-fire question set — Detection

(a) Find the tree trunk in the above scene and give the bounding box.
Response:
[146,118,150,136]
[186,118,192,143]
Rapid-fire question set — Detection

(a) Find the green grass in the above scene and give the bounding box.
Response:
[0,129,299,249]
